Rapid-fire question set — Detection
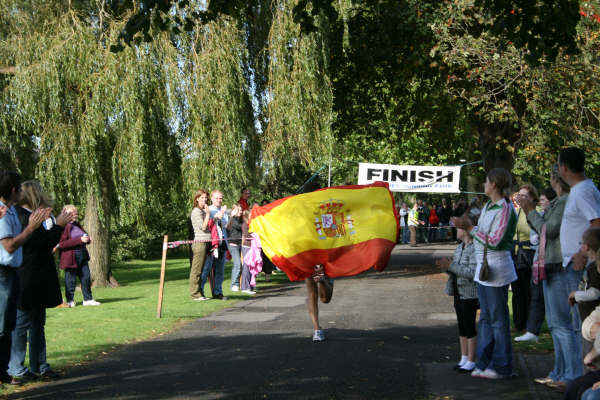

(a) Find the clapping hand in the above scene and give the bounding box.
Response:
[573,250,587,271]
[28,208,52,230]
[515,194,535,214]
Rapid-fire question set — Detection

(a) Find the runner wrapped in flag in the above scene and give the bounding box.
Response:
[248,181,399,282]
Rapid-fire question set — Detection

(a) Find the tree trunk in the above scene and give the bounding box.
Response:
[84,191,119,288]
[477,121,519,174]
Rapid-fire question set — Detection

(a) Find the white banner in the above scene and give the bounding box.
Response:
[357,162,461,193]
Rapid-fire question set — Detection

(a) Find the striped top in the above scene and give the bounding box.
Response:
[470,198,518,287]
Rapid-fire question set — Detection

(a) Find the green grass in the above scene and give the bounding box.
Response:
[508,291,554,353]
[1,257,290,394]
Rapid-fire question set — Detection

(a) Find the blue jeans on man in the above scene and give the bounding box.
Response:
[8,307,50,377]
[202,246,227,296]
[544,263,584,382]
[0,267,18,379]
[475,283,513,376]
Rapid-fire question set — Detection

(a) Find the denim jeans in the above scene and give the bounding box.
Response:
[202,249,226,296]
[475,283,513,376]
[0,268,18,376]
[229,245,242,288]
[65,264,93,302]
[583,388,600,400]
[8,307,50,376]
[544,263,584,382]
[401,226,410,244]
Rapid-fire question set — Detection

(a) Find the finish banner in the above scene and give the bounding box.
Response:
[249,182,398,281]
[357,162,461,193]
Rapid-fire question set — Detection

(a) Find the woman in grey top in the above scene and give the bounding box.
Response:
[517,165,574,390]
[189,189,211,300]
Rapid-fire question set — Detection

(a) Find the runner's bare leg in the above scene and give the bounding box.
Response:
[305,278,320,330]
[318,279,333,304]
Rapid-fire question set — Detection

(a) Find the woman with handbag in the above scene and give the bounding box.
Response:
[517,165,574,391]
[453,168,518,379]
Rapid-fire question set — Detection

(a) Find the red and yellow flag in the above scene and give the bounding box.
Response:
[249,182,399,281]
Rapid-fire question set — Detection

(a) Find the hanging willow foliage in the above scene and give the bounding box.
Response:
[0,2,186,285]
[263,0,334,174]
[176,7,260,200]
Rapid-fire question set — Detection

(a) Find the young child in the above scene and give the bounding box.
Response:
[564,228,600,400]
[437,213,479,373]
[569,227,600,324]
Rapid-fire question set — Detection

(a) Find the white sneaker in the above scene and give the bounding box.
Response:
[241,289,256,294]
[312,329,325,342]
[471,368,484,378]
[479,368,504,379]
[82,299,101,306]
[515,332,538,342]
[231,286,240,292]
[67,301,75,308]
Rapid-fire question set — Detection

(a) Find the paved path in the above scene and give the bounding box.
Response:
[9,244,562,399]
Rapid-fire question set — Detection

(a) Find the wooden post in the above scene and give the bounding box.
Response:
[156,235,168,319]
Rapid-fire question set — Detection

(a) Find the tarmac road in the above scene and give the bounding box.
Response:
[7,244,562,400]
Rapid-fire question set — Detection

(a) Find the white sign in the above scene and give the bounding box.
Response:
[357,162,461,193]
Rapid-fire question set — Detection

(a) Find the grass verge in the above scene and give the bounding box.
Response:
[2,256,289,395]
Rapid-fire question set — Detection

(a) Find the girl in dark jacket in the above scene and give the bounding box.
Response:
[7,181,73,382]
[58,205,100,307]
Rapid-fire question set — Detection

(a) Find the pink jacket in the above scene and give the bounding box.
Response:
[207,219,220,249]
[243,233,263,286]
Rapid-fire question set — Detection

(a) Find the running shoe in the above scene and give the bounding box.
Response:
[312,329,325,342]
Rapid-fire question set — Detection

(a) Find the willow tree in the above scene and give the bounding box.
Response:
[175,8,260,201]
[261,0,334,184]
[0,1,184,286]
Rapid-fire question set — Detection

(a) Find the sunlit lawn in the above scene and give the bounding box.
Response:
[2,255,289,394]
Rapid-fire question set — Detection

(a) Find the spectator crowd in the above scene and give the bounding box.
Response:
[0,145,599,400]
[431,147,600,400]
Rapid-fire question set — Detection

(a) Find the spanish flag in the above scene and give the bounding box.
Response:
[249,182,399,281]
